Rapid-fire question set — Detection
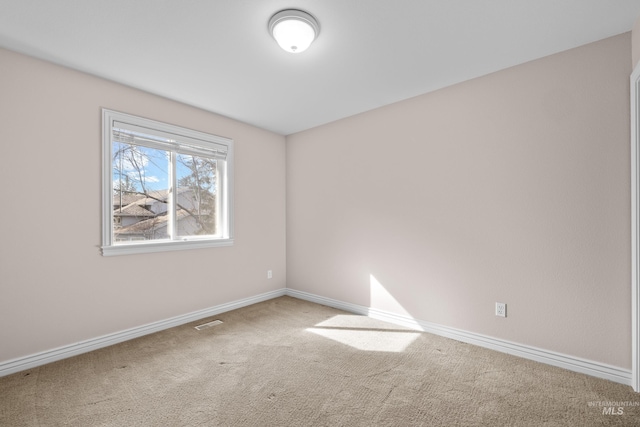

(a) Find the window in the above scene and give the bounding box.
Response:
[102,109,233,256]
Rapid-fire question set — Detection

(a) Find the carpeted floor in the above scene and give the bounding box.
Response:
[0,296,638,426]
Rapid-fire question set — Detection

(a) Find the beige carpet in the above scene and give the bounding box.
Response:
[1,296,638,426]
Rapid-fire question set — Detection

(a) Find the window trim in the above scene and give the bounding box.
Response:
[101,108,234,256]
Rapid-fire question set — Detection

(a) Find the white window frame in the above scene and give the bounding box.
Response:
[101,109,234,256]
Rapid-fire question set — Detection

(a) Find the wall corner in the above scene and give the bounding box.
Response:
[633,15,640,69]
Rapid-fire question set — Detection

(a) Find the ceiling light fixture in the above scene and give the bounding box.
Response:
[268,9,320,54]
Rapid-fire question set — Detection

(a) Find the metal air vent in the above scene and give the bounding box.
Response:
[195,320,223,331]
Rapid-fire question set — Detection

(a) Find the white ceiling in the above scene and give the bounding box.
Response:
[1,1,640,135]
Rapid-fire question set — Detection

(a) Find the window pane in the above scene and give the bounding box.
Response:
[176,154,217,237]
[112,142,170,242]
[103,109,233,255]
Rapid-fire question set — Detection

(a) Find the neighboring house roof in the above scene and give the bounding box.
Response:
[113,189,191,208]
[113,202,155,217]
[113,188,206,238]
[116,216,166,235]
[116,209,191,235]
[113,191,168,214]
[146,189,171,201]
[113,193,142,207]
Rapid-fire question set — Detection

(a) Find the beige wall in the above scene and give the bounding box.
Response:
[0,48,287,363]
[287,34,632,368]
[0,31,634,371]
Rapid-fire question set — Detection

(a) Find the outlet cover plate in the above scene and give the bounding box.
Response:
[496,302,507,317]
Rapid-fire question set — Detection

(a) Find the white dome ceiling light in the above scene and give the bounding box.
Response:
[268,9,320,54]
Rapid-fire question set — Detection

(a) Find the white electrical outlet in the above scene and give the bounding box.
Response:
[267,270,273,279]
[496,302,507,317]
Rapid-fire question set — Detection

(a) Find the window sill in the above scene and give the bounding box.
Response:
[101,238,234,256]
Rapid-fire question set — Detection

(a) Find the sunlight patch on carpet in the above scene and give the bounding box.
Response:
[307,315,420,352]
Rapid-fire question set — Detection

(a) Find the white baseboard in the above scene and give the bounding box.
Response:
[285,288,633,387]
[2,287,632,388]
[0,288,286,377]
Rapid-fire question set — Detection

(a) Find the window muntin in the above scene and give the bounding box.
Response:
[102,109,233,256]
